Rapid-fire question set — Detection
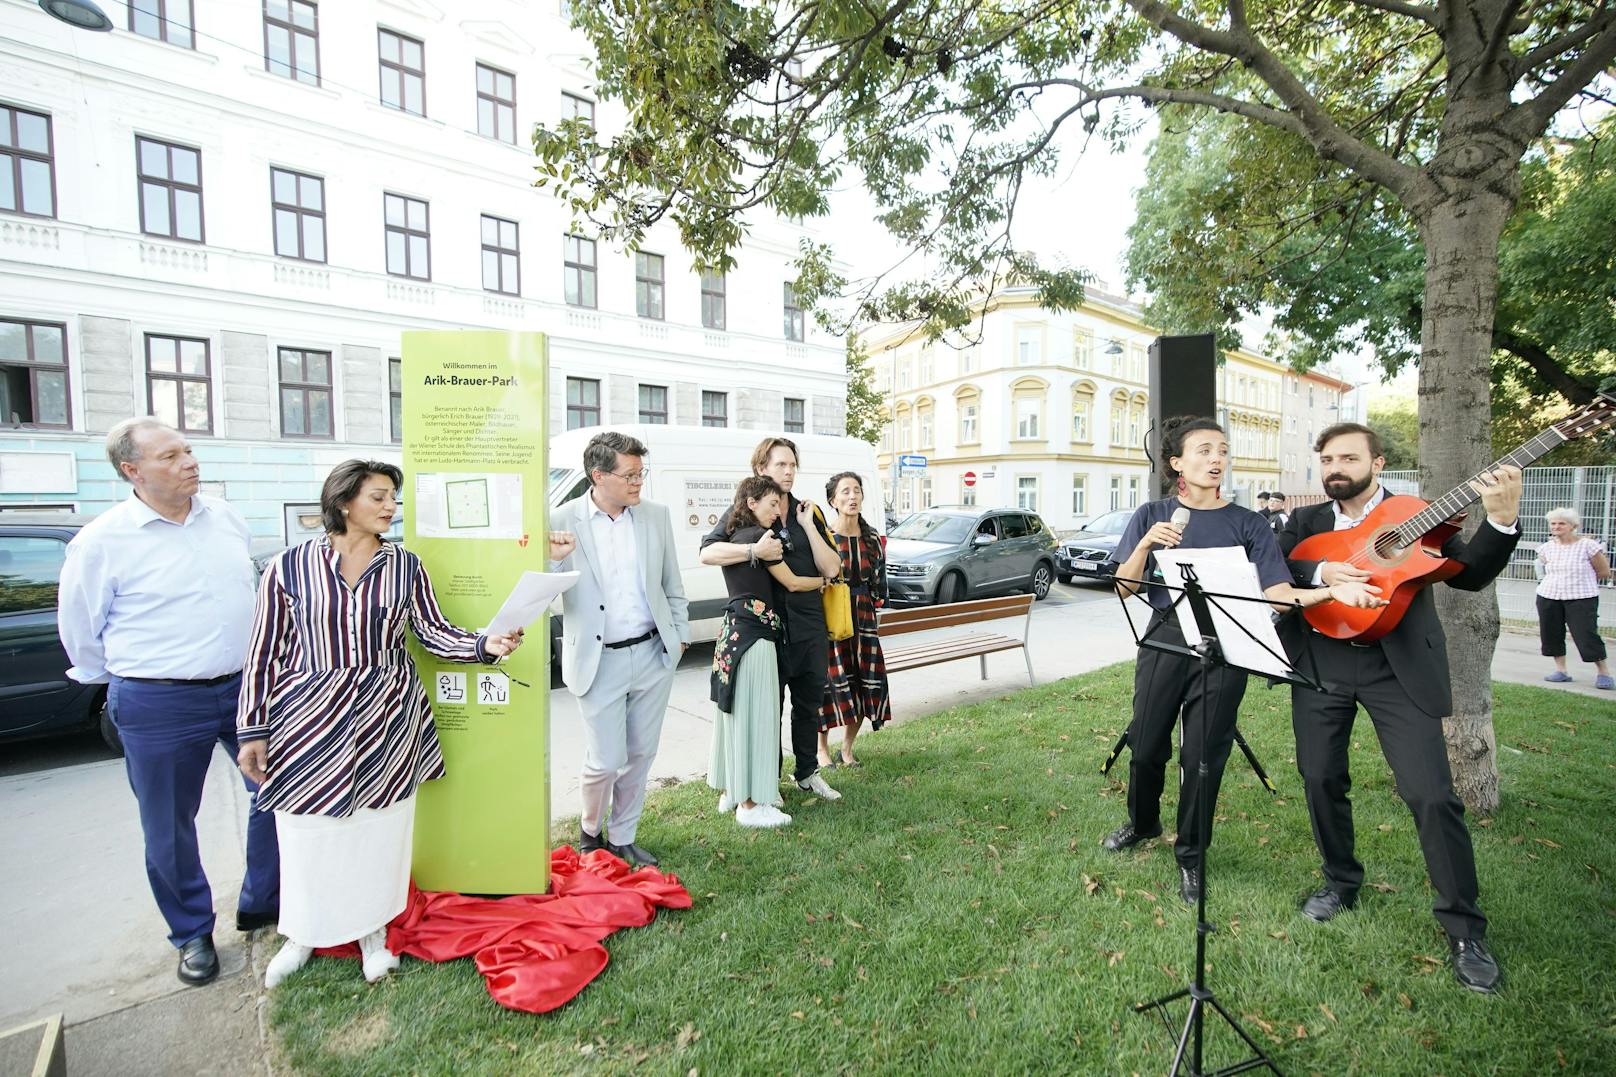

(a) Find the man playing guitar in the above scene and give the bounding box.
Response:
[1276,422,1524,995]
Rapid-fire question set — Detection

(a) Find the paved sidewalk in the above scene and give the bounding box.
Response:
[1,586,1608,1075]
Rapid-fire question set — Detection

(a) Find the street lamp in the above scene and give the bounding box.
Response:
[1103,338,1124,355]
[39,0,114,30]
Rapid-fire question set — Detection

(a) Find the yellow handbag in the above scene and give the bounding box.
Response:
[822,578,854,641]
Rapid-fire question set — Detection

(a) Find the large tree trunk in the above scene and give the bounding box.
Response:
[1415,183,1515,815]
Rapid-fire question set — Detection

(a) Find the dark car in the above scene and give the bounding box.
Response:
[0,513,121,753]
[884,506,1059,606]
[1055,508,1134,584]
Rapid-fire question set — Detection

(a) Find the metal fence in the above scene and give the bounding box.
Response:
[1380,466,1615,634]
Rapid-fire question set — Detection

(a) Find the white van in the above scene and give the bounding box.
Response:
[547,424,886,647]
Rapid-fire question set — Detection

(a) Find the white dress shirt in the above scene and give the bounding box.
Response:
[57,493,258,682]
[1311,483,1516,584]
[588,493,657,644]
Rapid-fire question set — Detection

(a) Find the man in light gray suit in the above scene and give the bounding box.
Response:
[548,431,689,867]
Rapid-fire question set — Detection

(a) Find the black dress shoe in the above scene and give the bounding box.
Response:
[1101,822,1163,852]
[236,909,279,932]
[608,842,659,867]
[1449,936,1501,994]
[1300,886,1355,923]
[177,934,219,986]
[579,826,606,853]
[1178,865,1201,905]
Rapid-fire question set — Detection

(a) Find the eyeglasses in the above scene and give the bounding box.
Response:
[605,467,650,484]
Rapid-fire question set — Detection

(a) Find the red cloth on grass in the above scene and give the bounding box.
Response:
[312,846,691,1013]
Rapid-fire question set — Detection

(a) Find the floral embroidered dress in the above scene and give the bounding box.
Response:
[819,528,891,732]
[709,526,785,712]
[707,525,787,807]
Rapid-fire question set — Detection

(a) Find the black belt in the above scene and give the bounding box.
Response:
[120,671,242,686]
[1312,629,1379,650]
[604,629,658,650]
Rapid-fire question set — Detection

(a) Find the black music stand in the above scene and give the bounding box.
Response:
[1110,561,1322,1077]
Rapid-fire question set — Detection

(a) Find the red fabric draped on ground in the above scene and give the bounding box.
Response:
[312,846,691,1013]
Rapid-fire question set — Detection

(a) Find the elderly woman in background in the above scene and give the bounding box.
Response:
[236,460,523,987]
[816,471,890,770]
[1536,507,1613,689]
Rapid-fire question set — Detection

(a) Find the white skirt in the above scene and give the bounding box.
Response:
[274,796,415,948]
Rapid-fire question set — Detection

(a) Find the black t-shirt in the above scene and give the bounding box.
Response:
[720,526,782,604]
[702,493,829,637]
[1109,497,1292,610]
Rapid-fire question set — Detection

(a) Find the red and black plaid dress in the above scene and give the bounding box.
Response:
[819,530,891,732]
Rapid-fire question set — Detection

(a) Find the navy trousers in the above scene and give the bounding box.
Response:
[107,674,280,947]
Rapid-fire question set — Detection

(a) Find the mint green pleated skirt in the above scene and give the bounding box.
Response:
[708,640,783,807]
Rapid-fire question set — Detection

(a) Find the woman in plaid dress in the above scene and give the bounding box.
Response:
[817,472,890,768]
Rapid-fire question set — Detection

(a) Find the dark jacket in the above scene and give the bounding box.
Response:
[1275,498,1520,717]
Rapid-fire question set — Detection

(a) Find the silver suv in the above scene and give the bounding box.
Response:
[884,507,1059,606]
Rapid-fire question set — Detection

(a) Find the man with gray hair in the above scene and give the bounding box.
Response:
[547,431,690,866]
[57,418,279,986]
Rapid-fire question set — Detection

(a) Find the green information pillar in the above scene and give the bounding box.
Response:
[402,330,550,894]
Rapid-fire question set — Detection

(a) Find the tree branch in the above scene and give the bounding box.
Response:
[1492,328,1598,404]
[1342,0,1439,24]
[1509,4,1614,77]
[1506,17,1616,139]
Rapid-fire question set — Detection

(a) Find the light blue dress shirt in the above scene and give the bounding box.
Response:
[57,493,258,682]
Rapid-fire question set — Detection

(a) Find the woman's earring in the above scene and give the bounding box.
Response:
[1176,476,1187,495]
[342,509,349,515]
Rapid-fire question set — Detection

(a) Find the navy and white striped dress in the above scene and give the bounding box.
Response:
[237,537,489,817]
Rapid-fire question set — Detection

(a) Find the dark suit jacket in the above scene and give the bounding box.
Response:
[1276,499,1520,717]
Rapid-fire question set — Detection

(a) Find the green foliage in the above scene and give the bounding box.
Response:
[268,668,1616,1075]
[1369,402,1420,470]
[844,334,884,444]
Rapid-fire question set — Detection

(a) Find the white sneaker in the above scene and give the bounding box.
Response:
[359,928,399,983]
[757,803,793,827]
[264,941,313,989]
[736,803,792,828]
[796,771,842,801]
[717,792,736,813]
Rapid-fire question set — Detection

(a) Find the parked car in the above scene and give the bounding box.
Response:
[0,513,121,754]
[1055,508,1134,584]
[884,506,1059,606]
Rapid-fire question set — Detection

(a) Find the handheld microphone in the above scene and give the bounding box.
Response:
[1170,507,1191,532]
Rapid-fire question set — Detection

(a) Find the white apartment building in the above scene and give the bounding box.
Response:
[1277,367,1354,498]
[0,0,845,542]
[871,286,1285,530]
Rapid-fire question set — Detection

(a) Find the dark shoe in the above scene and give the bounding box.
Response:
[236,908,279,933]
[579,826,605,853]
[1178,865,1201,905]
[1101,822,1163,852]
[1301,886,1355,923]
[1449,936,1501,994]
[609,842,659,868]
[177,934,219,986]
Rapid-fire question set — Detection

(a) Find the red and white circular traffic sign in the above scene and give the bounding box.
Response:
[962,471,977,487]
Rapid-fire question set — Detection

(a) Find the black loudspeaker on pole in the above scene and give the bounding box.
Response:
[1147,334,1218,497]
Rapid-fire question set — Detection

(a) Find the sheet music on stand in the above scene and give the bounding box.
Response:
[1153,546,1294,680]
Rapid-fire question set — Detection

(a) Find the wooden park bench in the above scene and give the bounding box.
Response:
[877,593,1036,685]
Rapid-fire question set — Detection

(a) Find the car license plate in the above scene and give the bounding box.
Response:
[1074,561,1099,574]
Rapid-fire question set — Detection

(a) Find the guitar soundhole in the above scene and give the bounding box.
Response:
[1373,532,1404,560]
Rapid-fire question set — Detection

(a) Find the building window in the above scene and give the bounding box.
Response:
[378,28,426,116]
[136,136,203,242]
[264,0,319,84]
[480,214,520,295]
[1110,393,1127,447]
[702,390,727,428]
[278,347,333,438]
[384,193,430,279]
[958,401,978,444]
[638,384,668,424]
[145,334,211,434]
[920,476,933,510]
[959,346,978,373]
[564,235,596,307]
[1015,397,1040,439]
[919,347,934,385]
[566,377,599,430]
[1072,328,1093,369]
[1072,396,1092,440]
[561,92,594,128]
[897,412,912,451]
[476,63,516,143]
[129,0,193,47]
[960,479,976,507]
[1109,475,1121,511]
[388,357,402,442]
[0,319,69,428]
[783,397,805,433]
[898,358,911,389]
[917,405,933,448]
[1016,326,1041,366]
[1071,475,1087,517]
[700,271,725,330]
[635,252,665,319]
[270,167,325,262]
[1127,476,1141,508]
[1,105,55,219]
[1016,477,1039,512]
[783,283,805,341]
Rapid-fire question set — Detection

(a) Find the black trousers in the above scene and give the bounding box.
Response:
[779,634,829,783]
[1291,636,1486,939]
[1536,595,1607,662]
[1127,616,1248,867]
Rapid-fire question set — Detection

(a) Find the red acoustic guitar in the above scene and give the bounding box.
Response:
[1294,392,1616,642]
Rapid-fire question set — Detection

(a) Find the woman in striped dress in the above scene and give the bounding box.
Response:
[816,471,890,769]
[235,460,523,988]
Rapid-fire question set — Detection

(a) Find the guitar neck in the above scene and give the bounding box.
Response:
[1394,428,1566,543]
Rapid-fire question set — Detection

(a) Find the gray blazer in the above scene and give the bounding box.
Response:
[550,493,690,697]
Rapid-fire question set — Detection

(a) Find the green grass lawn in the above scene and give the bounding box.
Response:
[270,667,1616,1075]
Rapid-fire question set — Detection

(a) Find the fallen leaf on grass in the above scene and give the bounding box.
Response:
[677,1024,702,1048]
[1294,1025,1308,1039]
[1398,993,1414,1010]
[844,917,865,930]
[790,1011,805,1020]
[1244,1014,1277,1036]
[1082,873,1101,895]
[1553,720,1577,734]
[1136,889,1159,902]
[1319,1004,1337,1023]
[1269,930,1289,941]
[1105,950,1125,967]
[1376,824,1394,832]
[1368,881,1399,894]
[1413,955,1444,972]
[1534,838,1563,849]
